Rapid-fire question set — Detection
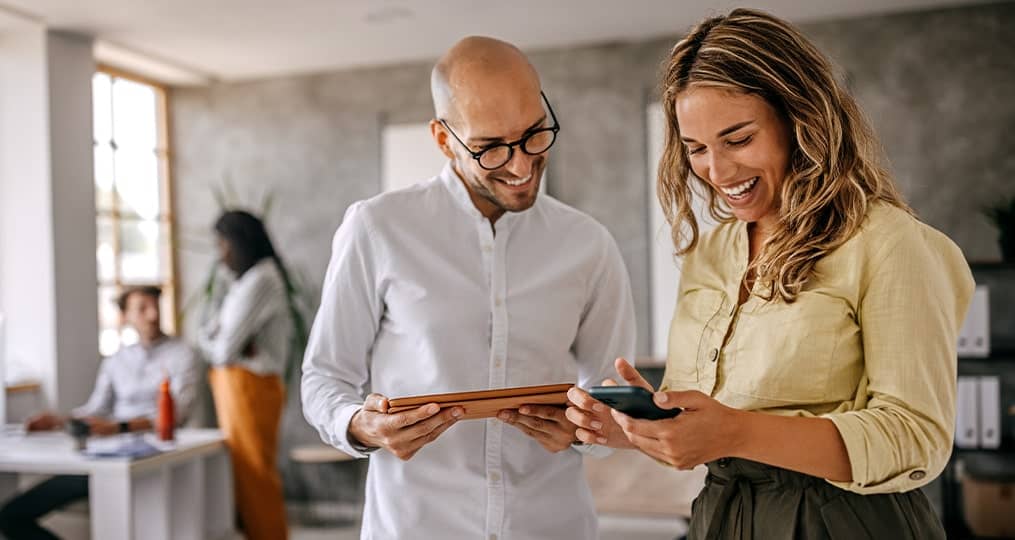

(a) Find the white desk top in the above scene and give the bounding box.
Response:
[0,427,226,476]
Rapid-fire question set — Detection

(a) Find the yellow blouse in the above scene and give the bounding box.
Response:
[661,202,974,494]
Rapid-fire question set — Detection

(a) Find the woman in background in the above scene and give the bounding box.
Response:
[199,210,292,540]
[567,8,973,539]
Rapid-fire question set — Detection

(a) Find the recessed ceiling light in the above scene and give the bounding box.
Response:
[364,6,415,25]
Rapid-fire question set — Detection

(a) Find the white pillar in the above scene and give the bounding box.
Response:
[0,13,99,412]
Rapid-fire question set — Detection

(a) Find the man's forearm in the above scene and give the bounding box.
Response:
[125,417,154,432]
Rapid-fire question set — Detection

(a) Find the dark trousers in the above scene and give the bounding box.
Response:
[0,475,88,540]
[689,458,945,540]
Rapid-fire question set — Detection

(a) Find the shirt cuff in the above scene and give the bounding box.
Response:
[824,412,935,494]
[331,402,376,459]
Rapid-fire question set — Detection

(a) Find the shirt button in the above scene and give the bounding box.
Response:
[909,470,926,481]
[708,348,718,362]
[494,359,502,368]
[490,472,501,483]
[482,245,493,252]
[489,535,498,540]
[495,297,503,306]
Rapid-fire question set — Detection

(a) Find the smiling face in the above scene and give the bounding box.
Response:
[430,37,550,223]
[675,86,792,232]
[442,85,548,220]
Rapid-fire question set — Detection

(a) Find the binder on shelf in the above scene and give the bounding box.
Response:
[979,375,1002,449]
[955,376,980,449]
[958,285,990,358]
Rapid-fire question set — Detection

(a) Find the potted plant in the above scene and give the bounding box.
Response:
[984,196,1015,262]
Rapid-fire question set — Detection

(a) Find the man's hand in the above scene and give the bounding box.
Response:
[497,404,577,453]
[348,393,463,461]
[80,417,120,437]
[25,412,65,432]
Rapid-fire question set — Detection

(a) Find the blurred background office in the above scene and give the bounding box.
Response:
[0,1,1013,539]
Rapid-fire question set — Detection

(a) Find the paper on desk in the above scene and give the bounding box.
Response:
[83,434,163,459]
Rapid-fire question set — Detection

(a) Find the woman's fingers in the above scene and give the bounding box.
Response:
[567,387,606,413]
[576,427,608,445]
[565,406,604,431]
[615,358,653,391]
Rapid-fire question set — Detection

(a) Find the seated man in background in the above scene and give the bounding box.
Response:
[0,285,199,540]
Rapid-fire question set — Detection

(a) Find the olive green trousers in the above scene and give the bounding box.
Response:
[687,458,945,540]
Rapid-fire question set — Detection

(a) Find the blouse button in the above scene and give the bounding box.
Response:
[909,470,926,481]
[708,348,718,362]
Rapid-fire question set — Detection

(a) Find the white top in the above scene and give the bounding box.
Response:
[198,258,292,376]
[73,337,199,423]
[302,163,637,540]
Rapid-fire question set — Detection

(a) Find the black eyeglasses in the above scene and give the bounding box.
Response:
[439,91,560,170]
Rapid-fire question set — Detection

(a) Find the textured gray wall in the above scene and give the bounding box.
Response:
[171,2,1015,499]
[804,5,1015,260]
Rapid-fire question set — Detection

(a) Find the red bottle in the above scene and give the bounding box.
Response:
[156,378,175,441]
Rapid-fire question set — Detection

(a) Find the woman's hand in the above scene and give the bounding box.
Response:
[612,390,745,470]
[565,358,650,448]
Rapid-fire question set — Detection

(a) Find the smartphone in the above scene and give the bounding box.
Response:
[588,386,681,420]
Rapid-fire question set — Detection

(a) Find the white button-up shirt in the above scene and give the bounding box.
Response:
[73,337,200,423]
[198,259,292,376]
[302,163,636,540]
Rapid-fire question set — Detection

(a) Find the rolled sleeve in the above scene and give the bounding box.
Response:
[824,225,974,494]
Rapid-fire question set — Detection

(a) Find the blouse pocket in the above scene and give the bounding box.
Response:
[726,291,850,403]
[664,288,726,384]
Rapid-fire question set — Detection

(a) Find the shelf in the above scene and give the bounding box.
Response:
[960,351,1015,362]
[968,261,1015,271]
[4,380,41,395]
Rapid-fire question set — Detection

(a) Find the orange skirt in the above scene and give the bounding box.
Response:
[209,366,288,540]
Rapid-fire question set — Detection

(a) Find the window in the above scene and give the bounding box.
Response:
[92,67,177,356]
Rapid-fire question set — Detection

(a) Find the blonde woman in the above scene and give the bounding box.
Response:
[567,9,973,539]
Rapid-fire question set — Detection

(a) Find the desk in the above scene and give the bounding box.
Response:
[0,428,234,540]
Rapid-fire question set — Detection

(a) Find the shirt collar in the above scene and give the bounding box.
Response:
[438,161,534,229]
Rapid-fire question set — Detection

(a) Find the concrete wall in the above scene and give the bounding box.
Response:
[173,2,1015,358]
[171,1,1015,499]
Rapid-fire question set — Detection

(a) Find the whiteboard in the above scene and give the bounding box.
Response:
[647,102,717,360]
[381,121,548,194]
[381,123,447,193]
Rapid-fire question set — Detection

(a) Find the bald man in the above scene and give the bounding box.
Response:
[302,36,636,540]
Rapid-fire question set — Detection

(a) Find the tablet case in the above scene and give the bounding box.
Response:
[387,383,573,420]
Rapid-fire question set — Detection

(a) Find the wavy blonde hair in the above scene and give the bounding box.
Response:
[658,8,911,302]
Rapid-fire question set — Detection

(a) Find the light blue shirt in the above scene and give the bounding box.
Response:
[73,336,199,423]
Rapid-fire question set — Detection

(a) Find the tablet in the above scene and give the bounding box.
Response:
[387,383,574,420]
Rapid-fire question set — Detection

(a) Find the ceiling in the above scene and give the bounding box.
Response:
[0,0,1001,85]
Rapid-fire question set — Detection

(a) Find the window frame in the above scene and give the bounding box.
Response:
[94,64,179,353]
